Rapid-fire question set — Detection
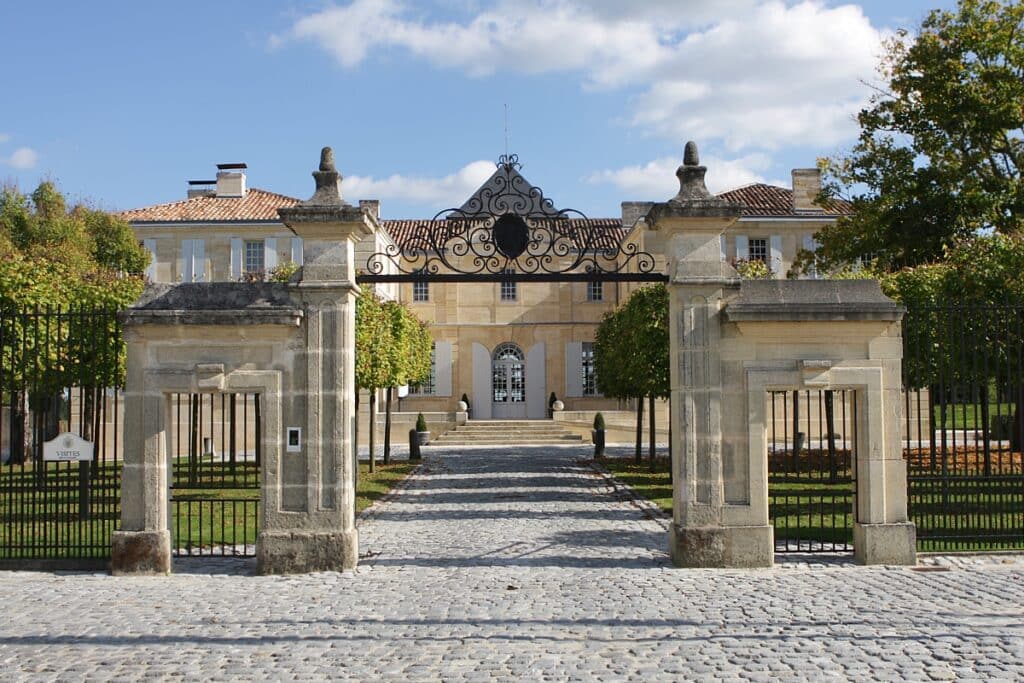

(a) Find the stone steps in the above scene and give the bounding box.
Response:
[432,420,585,446]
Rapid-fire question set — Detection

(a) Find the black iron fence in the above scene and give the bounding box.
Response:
[0,308,263,565]
[903,304,1024,551]
[768,389,856,553]
[168,392,261,557]
[0,307,123,567]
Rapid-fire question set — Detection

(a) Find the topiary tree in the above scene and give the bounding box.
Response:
[354,287,395,473]
[594,284,669,465]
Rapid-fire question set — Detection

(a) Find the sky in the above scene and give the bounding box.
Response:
[0,0,957,220]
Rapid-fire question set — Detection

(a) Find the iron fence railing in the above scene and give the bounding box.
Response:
[0,307,123,566]
[902,304,1024,551]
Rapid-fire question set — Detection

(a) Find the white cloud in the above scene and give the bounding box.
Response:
[5,147,38,170]
[281,1,888,154]
[0,133,9,144]
[587,152,775,198]
[345,160,495,207]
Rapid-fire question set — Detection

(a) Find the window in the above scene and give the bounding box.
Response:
[581,342,598,396]
[413,280,429,302]
[586,281,603,302]
[411,344,436,395]
[500,268,517,301]
[859,251,879,267]
[748,238,768,263]
[244,240,265,276]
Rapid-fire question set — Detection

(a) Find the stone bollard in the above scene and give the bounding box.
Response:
[409,429,422,461]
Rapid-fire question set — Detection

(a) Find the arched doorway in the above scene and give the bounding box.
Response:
[491,342,526,418]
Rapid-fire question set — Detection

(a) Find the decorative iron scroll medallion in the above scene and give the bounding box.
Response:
[360,155,664,283]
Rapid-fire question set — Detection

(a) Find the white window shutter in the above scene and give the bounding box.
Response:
[230,238,242,280]
[719,235,726,262]
[769,235,782,276]
[434,341,452,397]
[803,234,820,279]
[735,235,749,260]
[264,237,278,272]
[192,239,206,282]
[291,237,304,265]
[565,342,583,398]
[143,239,157,281]
[181,239,194,282]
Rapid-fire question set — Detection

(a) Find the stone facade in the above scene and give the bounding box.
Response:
[122,159,846,431]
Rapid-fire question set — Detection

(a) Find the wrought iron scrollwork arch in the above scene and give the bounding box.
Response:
[361,156,664,283]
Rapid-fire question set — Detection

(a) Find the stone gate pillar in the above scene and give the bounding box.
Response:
[645,142,762,567]
[111,147,374,575]
[267,148,375,574]
[647,142,916,568]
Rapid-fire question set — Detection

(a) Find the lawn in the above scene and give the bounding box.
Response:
[597,456,672,514]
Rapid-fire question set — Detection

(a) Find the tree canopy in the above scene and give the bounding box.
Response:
[594,284,670,401]
[0,181,148,309]
[808,0,1024,273]
[355,286,433,392]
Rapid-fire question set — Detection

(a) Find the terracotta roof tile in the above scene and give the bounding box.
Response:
[119,188,300,222]
[718,183,850,217]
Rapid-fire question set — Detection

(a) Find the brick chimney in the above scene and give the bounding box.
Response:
[215,163,247,198]
[621,201,654,229]
[791,168,821,212]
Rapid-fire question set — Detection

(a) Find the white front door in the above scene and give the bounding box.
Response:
[492,343,527,419]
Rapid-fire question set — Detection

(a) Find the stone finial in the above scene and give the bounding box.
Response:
[683,141,699,166]
[319,147,335,172]
[672,140,714,203]
[300,146,346,207]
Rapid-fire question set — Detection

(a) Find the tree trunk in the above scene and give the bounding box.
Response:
[189,393,199,486]
[634,397,644,465]
[383,387,393,465]
[824,390,837,482]
[648,394,656,470]
[368,390,377,473]
[791,390,801,468]
[353,390,360,503]
[1013,385,1024,455]
[9,391,28,466]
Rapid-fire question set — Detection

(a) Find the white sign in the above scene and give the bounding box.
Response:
[42,432,94,462]
[397,385,410,398]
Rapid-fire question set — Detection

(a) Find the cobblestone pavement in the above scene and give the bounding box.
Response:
[1,445,1023,681]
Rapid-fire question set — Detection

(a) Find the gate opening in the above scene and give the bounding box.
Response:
[168,392,261,557]
[768,389,857,553]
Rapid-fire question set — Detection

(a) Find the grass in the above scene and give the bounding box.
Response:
[597,456,672,514]
[932,402,1015,430]
[0,458,419,558]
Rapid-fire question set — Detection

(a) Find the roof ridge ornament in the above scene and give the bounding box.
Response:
[497,153,521,171]
[672,140,715,203]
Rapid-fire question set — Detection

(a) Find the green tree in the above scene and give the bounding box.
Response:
[877,233,1024,460]
[380,300,432,464]
[354,287,395,473]
[806,0,1024,273]
[0,181,147,462]
[594,284,669,465]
